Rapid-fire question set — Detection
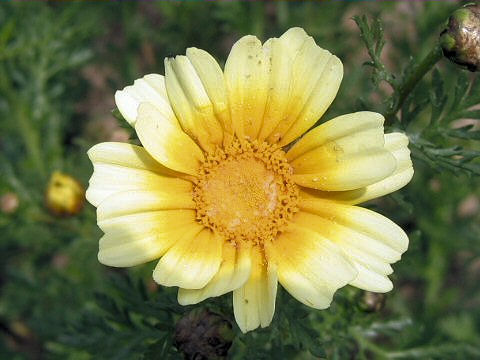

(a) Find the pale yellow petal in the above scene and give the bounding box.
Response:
[97,209,196,267]
[288,113,386,175]
[354,132,413,202]
[178,242,252,305]
[165,56,223,152]
[115,90,138,126]
[286,112,385,161]
[293,211,399,292]
[153,227,222,289]
[297,198,408,292]
[224,35,269,140]
[299,198,408,253]
[286,113,394,191]
[233,247,277,333]
[349,263,393,292]
[292,148,396,191]
[258,38,294,141]
[266,225,357,309]
[97,189,194,222]
[186,47,233,145]
[267,34,343,146]
[87,141,168,172]
[135,103,204,176]
[279,55,342,146]
[86,142,191,207]
[278,27,310,49]
[298,132,414,205]
[115,74,178,127]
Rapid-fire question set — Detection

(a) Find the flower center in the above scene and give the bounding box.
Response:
[193,139,299,245]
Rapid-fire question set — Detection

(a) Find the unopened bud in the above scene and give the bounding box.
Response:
[440,3,480,72]
[1,192,19,214]
[45,171,85,216]
[174,309,234,360]
[358,291,386,313]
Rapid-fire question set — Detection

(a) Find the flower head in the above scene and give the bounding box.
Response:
[87,28,413,333]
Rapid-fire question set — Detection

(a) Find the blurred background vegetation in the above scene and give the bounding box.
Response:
[0,1,479,359]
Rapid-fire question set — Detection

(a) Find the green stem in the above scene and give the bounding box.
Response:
[15,101,47,179]
[1,68,47,180]
[385,44,443,124]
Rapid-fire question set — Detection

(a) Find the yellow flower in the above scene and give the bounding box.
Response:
[86,28,413,333]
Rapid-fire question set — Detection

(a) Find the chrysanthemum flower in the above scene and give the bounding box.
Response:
[86,28,413,333]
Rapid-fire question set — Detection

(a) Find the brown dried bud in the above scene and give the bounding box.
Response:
[359,291,386,313]
[440,3,480,72]
[45,171,85,216]
[174,309,234,360]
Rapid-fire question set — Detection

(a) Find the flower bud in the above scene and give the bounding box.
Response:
[1,192,19,214]
[45,171,85,216]
[440,3,480,72]
[174,309,234,360]
[358,291,386,313]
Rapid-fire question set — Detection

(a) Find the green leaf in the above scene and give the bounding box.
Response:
[353,15,395,88]
[445,125,480,140]
[429,68,447,124]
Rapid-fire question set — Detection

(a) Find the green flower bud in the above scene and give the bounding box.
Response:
[440,3,480,72]
[174,309,234,360]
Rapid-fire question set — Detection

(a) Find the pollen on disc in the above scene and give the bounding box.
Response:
[193,139,299,245]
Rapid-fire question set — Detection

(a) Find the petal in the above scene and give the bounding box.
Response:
[266,31,343,146]
[86,142,192,207]
[299,132,414,205]
[186,47,234,145]
[115,74,178,127]
[286,112,385,161]
[279,55,342,146]
[165,56,223,152]
[153,227,223,289]
[287,112,396,191]
[224,35,269,140]
[293,212,396,292]
[233,247,277,333]
[97,189,195,222]
[266,225,357,309]
[292,148,396,191]
[178,241,252,305]
[299,198,409,253]
[135,103,204,176]
[97,209,196,267]
[355,132,414,202]
[350,263,394,292]
[298,198,409,292]
[257,37,296,142]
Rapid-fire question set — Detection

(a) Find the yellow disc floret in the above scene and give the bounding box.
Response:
[193,139,299,245]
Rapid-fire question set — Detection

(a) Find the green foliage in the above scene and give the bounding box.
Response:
[0,2,479,360]
[355,14,480,177]
[56,273,183,359]
[354,15,395,88]
[405,70,480,176]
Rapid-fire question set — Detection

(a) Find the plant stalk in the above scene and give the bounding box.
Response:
[385,44,443,123]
